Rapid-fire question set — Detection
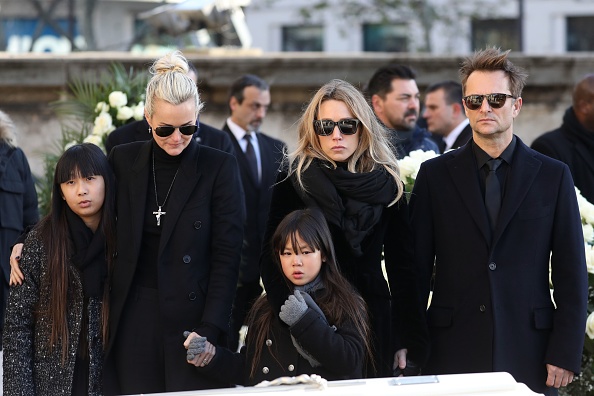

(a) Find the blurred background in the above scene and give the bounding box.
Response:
[1,0,594,174]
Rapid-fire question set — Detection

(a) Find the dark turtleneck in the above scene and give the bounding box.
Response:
[134,141,184,289]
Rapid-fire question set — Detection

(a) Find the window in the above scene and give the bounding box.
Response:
[282,26,323,51]
[567,16,594,52]
[471,18,520,52]
[363,23,408,52]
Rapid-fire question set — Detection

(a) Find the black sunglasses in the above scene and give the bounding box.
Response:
[154,124,198,137]
[313,118,360,136]
[463,93,516,111]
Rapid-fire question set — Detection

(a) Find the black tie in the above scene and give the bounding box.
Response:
[485,158,502,231]
[243,134,259,184]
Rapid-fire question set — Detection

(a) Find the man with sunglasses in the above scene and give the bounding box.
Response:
[221,74,286,352]
[366,64,439,158]
[531,73,594,204]
[105,62,234,155]
[409,47,587,396]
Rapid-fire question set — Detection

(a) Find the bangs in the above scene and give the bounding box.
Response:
[55,144,108,184]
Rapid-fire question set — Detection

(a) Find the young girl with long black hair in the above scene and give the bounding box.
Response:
[3,143,116,395]
[184,208,372,385]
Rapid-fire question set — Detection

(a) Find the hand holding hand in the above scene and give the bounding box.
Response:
[279,290,308,326]
[10,243,24,286]
[183,331,215,367]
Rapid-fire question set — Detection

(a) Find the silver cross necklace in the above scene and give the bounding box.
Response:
[152,152,179,226]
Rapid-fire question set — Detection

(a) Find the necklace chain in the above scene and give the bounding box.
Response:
[152,152,179,226]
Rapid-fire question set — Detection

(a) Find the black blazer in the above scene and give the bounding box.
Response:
[431,123,472,153]
[106,139,244,390]
[410,137,587,395]
[222,123,285,283]
[106,119,235,156]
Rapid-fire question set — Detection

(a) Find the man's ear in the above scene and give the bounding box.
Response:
[371,94,383,114]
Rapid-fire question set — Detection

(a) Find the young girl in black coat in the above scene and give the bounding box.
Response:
[183,208,372,385]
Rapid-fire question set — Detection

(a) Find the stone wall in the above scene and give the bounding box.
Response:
[1,51,592,176]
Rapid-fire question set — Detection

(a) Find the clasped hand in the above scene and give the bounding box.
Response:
[183,331,215,367]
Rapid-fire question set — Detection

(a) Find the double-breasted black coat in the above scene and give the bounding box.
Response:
[105,139,244,391]
[410,137,588,395]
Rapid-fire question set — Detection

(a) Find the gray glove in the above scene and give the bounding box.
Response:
[183,331,206,361]
[279,290,308,326]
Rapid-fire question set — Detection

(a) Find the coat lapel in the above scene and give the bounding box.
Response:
[492,138,541,245]
[158,140,202,252]
[447,142,492,243]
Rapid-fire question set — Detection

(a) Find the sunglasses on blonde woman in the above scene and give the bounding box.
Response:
[463,93,516,111]
[313,118,360,136]
[154,125,199,137]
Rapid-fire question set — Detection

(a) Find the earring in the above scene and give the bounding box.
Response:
[148,127,152,134]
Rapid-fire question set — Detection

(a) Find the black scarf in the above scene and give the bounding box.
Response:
[66,207,107,298]
[564,107,594,153]
[293,159,397,257]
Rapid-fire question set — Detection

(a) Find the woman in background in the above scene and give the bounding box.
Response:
[0,109,38,348]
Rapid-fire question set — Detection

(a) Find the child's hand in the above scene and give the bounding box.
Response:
[279,290,307,326]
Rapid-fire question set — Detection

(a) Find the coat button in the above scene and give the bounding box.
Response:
[262,367,269,374]
[488,262,496,270]
[194,221,202,230]
[288,364,295,371]
[183,255,191,264]
[189,292,196,301]
[266,339,272,347]
[479,305,486,312]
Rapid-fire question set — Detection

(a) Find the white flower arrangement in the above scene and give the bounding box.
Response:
[86,91,144,151]
[397,149,439,194]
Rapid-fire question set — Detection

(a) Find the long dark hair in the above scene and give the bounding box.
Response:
[246,209,373,378]
[34,143,116,362]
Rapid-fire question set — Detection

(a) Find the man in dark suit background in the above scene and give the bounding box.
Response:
[105,63,234,155]
[423,80,472,153]
[410,48,587,395]
[531,74,594,203]
[222,74,286,352]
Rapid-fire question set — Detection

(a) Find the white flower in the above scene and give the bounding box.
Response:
[93,112,114,135]
[116,106,134,122]
[587,312,594,339]
[108,91,128,108]
[576,187,594,225]
[95,101,109,113]
[398,149,439,181]
[133,101,145,121]
[586,244,594,275]
[83,133,103,147]
[584,223,594,245]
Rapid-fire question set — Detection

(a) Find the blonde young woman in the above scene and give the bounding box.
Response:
[260,79,429,377]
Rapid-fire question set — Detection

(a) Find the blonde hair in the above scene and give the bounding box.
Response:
[144,51,204,118]
[0,110,17,147]
[287,79,403,205]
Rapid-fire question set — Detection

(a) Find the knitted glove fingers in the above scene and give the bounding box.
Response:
[279,291,308,326]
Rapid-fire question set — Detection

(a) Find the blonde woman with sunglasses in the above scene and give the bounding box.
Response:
[103,51,244,395]
[260,79,429,379]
